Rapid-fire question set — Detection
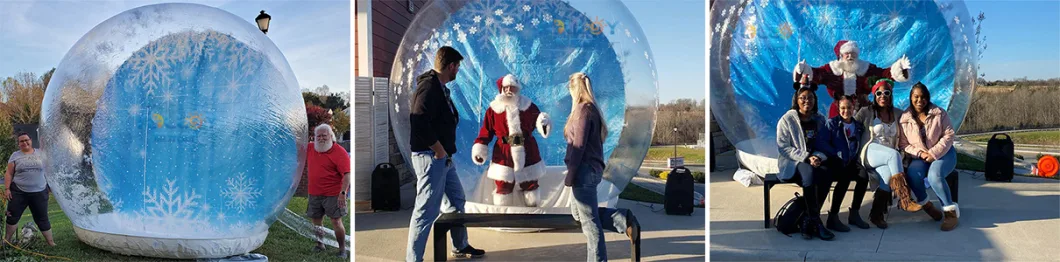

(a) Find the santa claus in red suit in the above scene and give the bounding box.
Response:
[471,74,552,207]
[793,40,913,117]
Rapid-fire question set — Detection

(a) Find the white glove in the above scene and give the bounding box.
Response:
[896,55,912,69]
[536,113,552,138]
[471,143,489,165]
[792,60,812,82]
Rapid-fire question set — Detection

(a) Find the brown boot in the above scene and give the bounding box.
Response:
[941,204,959,231]
[869,190,889,229]
[922,202,943,221]
[889,173,922,212]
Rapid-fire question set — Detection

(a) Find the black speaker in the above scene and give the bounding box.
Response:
[664,167,694,216]
[985,133,1014,182]
[371,163,401,211]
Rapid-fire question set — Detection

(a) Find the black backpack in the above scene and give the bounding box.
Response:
[985,133,1014,182]
[664,167,695,216]
[371,163,401,211]
[774,192,806,236]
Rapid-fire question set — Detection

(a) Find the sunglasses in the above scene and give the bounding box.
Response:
[875,90,892,97]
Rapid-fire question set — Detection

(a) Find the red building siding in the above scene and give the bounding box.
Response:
[372,0,426,77]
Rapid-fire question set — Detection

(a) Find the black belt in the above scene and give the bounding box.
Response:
[500,134,525,146]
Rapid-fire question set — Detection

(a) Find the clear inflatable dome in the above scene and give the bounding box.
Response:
[390,0,658,214]
[709,0,977,175]
[40,3,306,258]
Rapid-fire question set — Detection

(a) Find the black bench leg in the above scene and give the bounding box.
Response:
[434,224,449,262]
[947,171,958,203]
[764,183,771,228]
[632,231,641,262]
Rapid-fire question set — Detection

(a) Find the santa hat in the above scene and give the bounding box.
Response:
[496,74,521,92]
[834,40,859,59]
[871,78,894,95]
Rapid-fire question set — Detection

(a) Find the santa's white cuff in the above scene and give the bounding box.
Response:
[536,113,551,138]
[471,143,489,165]
[792,62,813,83]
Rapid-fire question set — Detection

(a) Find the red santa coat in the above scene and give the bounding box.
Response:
[471,94,550,183]
[799,59,908,118]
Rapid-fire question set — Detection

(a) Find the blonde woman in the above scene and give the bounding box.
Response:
[564,72,638,262]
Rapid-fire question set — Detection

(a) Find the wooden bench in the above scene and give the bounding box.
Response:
[763,171,959,228]
[433,212,641,261]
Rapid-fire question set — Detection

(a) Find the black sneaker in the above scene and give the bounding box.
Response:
[452,245,485,259]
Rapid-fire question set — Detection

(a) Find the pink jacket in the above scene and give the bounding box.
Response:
[899,104,955,160]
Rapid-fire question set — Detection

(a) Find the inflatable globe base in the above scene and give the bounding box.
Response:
[736,138,780,176]
[73,225,266,259]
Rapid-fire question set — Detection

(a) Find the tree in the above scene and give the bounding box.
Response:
[303,92,324,107]
[0,112,16,171]
[1,71,46,124]
[306,105,332,135]
[331,109,350,141]
[313,85,330,96]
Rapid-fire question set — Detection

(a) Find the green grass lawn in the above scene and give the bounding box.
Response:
[957,152,986,172]
[645,147,705,164]
[965,130,1060,146]
[0,194,349,261]
[618,183,665,205]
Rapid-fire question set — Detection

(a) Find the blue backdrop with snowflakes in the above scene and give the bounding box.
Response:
[39,4,306,258]
[389,0,658,204]
[708,0,976,174]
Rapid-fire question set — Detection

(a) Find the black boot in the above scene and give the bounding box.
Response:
[826,211,851,232]
[848,208,871,229]
[814,217,836,241]
[800,216,815,240]
[869,190,890,229]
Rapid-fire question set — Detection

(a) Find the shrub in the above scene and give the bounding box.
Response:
[692,171,705,183]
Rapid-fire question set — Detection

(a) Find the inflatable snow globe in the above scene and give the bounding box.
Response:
[709,0,976,175]
[40,3,306,258]
[389,0,658,216]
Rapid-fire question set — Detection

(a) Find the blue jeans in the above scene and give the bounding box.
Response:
[865,142,903,191]
[406,151,468,262]
[907,148,957,207]
[569,164,629,262]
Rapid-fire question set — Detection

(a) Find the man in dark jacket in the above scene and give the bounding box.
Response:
[405,46,485,262]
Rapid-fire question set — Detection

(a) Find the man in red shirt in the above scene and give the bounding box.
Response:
[306,124,350,258]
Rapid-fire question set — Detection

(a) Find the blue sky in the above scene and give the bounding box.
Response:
[0,0,350,93]
[964,0,1060,81]
[622,0,707,103]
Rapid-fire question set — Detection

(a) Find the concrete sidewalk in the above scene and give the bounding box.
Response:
[355,180,705,261]
[709,153,1060,261]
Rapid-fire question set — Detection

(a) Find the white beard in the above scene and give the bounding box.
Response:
[314,140,334,153]
[497,92,518,104]
[836,59,859,74]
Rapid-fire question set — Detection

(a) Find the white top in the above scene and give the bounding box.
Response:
[870,117,899,147]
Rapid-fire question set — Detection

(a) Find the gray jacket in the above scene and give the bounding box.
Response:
[776,109,826,181]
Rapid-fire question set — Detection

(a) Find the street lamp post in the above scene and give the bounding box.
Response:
[255,10,271,34]
[672,127,678,158]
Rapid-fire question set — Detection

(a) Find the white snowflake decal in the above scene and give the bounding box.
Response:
[531,18,540,26]
[453,23,461,31]
[625,29,631,37]
[494,9,504,16]
[137,179,209,228]
[458,31,468,42]
[469,26,479,34]
[485,17,495,26]
[503,16,514,25]
[473,16,482,23]
[522,5,530,12]
[515,24,524,31]
[222,173,262,213]
[544,13,552,21]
